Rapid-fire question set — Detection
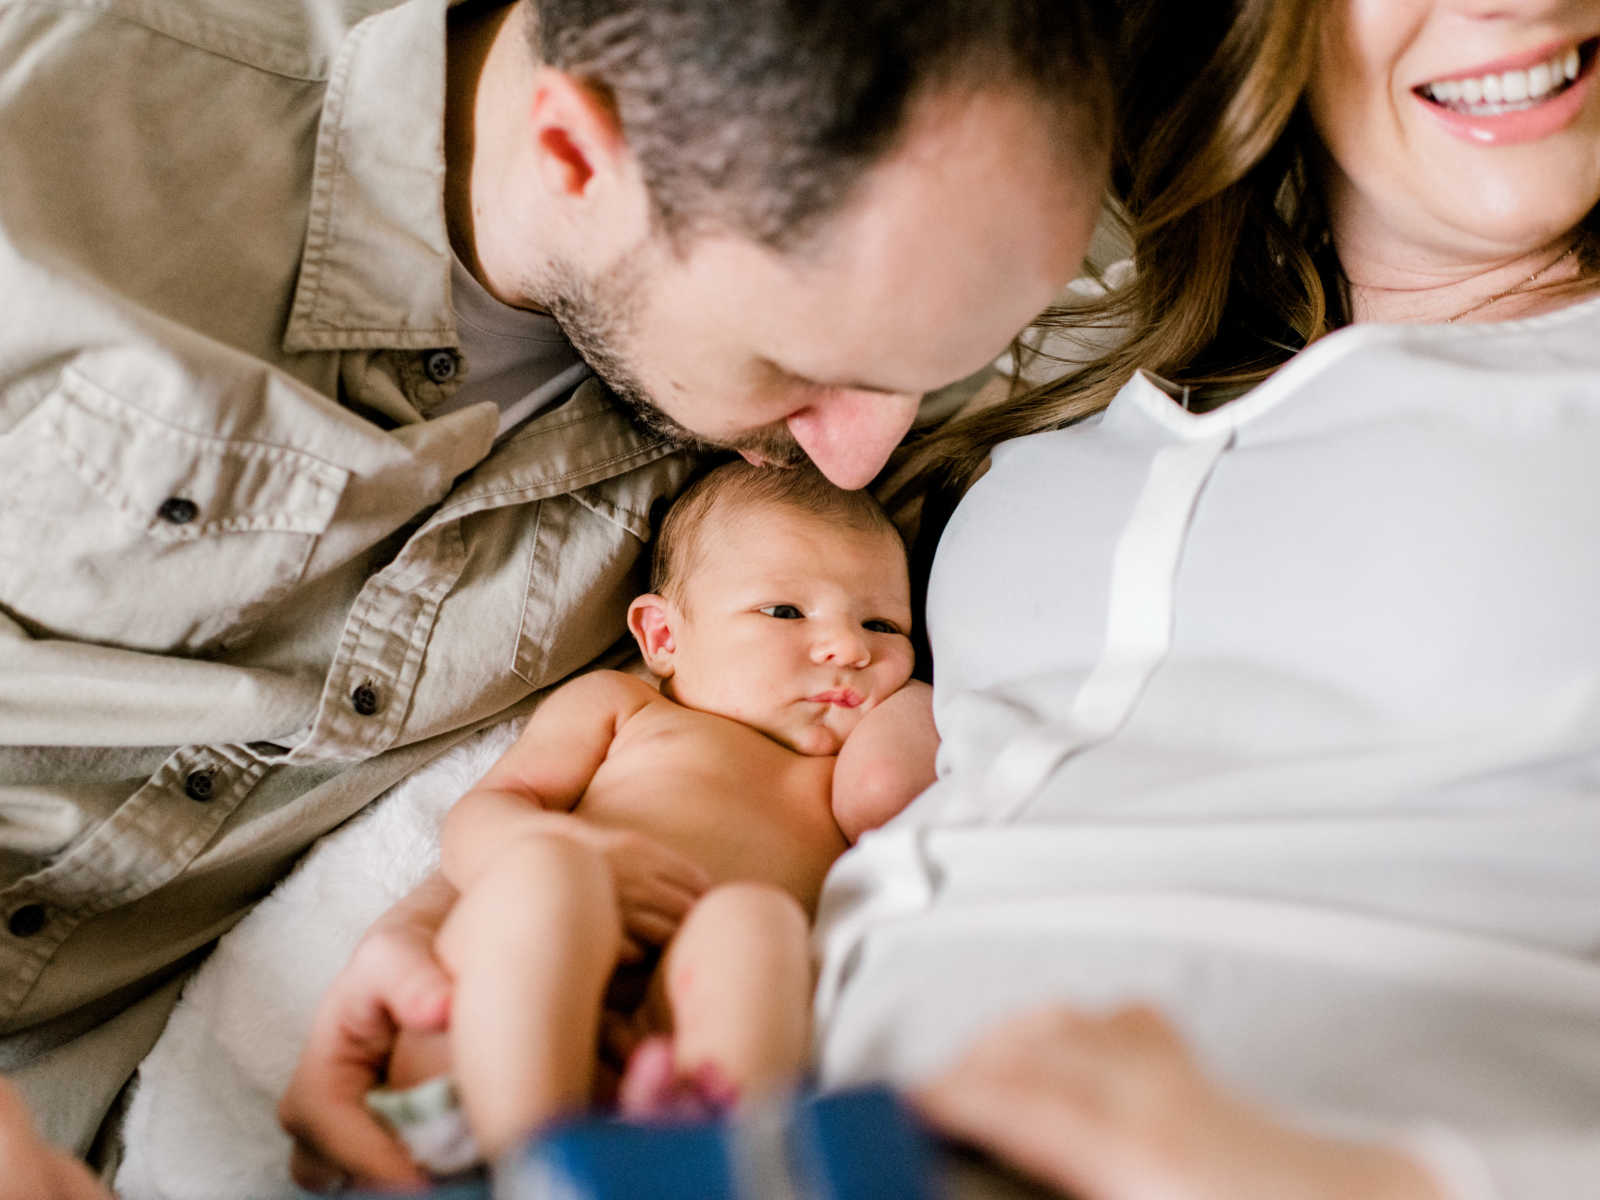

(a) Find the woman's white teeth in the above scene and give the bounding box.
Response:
[1423,44,1584,110]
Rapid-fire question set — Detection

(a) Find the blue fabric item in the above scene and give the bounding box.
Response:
[332,1084,941,1199]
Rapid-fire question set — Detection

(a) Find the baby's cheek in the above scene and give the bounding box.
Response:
[880,655,915,696]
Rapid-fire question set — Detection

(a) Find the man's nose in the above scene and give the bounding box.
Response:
[810,621,871,667]
[786,390,920,490]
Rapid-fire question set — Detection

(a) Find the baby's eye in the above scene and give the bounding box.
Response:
[759,604,805,620]
[863,618,904,635]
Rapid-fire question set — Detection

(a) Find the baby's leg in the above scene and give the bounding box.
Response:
[435,833,621,1157]
[653,882,812,1102]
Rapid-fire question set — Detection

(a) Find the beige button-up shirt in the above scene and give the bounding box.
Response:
[0,0,692,1150]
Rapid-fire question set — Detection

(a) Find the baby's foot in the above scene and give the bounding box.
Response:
[617,1036,739,1121]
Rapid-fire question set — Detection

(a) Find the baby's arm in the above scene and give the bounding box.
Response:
[831,680,938,842]
[441,670,644,884]
[405,673,713,1156]
[385,674,649,1097]
[440,670,711,952]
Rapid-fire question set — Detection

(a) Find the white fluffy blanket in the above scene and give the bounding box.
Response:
[114,718,524,1200]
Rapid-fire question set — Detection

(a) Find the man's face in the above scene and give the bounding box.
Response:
[545,87,1105,489]
[658,502,915,756]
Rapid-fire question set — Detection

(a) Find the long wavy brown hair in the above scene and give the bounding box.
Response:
[897,0,1600,501]
[893,0,1319,499]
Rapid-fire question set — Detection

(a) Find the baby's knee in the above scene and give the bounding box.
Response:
[670,884,810,991]
[690,882,808,941]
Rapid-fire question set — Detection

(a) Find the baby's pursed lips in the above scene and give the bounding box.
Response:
[809,688,863,708]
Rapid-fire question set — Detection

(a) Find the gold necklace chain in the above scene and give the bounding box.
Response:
[1444,246,1577,324]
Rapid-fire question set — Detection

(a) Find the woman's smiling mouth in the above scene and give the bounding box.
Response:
[1417,40,1591,113]
[1411,37,1599,145]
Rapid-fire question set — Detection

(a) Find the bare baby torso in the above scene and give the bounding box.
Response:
[578,689,848,914]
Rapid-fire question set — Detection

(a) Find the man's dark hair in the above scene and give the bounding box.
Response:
[528,0,1114,249]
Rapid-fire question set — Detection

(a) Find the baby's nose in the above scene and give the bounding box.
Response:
[811,625,871,667]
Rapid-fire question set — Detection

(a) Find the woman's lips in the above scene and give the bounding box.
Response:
[1420,35,1587,88]
[1420,38,1580,108]
[1413,37,1597,146]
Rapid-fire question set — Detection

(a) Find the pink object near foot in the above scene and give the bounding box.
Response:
[618,1036,739,1120]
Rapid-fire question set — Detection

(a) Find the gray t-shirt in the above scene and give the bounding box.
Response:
[439,256,591,437]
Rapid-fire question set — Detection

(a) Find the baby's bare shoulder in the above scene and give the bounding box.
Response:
[551,668,659,710]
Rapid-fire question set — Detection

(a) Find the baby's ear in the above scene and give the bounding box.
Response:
[627,593,677,677]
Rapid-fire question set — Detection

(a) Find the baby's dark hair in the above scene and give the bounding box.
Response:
[650,460,903,603]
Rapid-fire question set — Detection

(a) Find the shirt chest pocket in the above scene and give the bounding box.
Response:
[0,370,348,654]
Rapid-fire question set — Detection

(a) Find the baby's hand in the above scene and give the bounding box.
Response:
[568,824,711,958]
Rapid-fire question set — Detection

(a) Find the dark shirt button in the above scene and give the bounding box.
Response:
[8,904,46,938]
[184,769,216,802]
[350,683,380,716]
[423,349,458,385]
[157,497,199,525]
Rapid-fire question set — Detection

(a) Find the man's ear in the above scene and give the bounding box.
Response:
[527,68,641,222]
[627,593,678,678]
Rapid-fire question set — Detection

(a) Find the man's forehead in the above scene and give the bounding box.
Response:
[676,88,1102,390]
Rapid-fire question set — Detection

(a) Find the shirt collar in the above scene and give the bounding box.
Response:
[283,0,456,354]
[279,0,683,491]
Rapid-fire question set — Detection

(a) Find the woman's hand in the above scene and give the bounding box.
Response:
[0,1077,109,1200]
[915,1005,1446,1200]
[278,873,456,1192]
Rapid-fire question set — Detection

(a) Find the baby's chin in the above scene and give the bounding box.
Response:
[778,720,852,757]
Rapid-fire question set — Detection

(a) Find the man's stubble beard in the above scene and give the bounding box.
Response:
[534,254,807,467]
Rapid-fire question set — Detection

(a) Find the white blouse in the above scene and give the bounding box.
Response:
[815,296,1600,1199]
